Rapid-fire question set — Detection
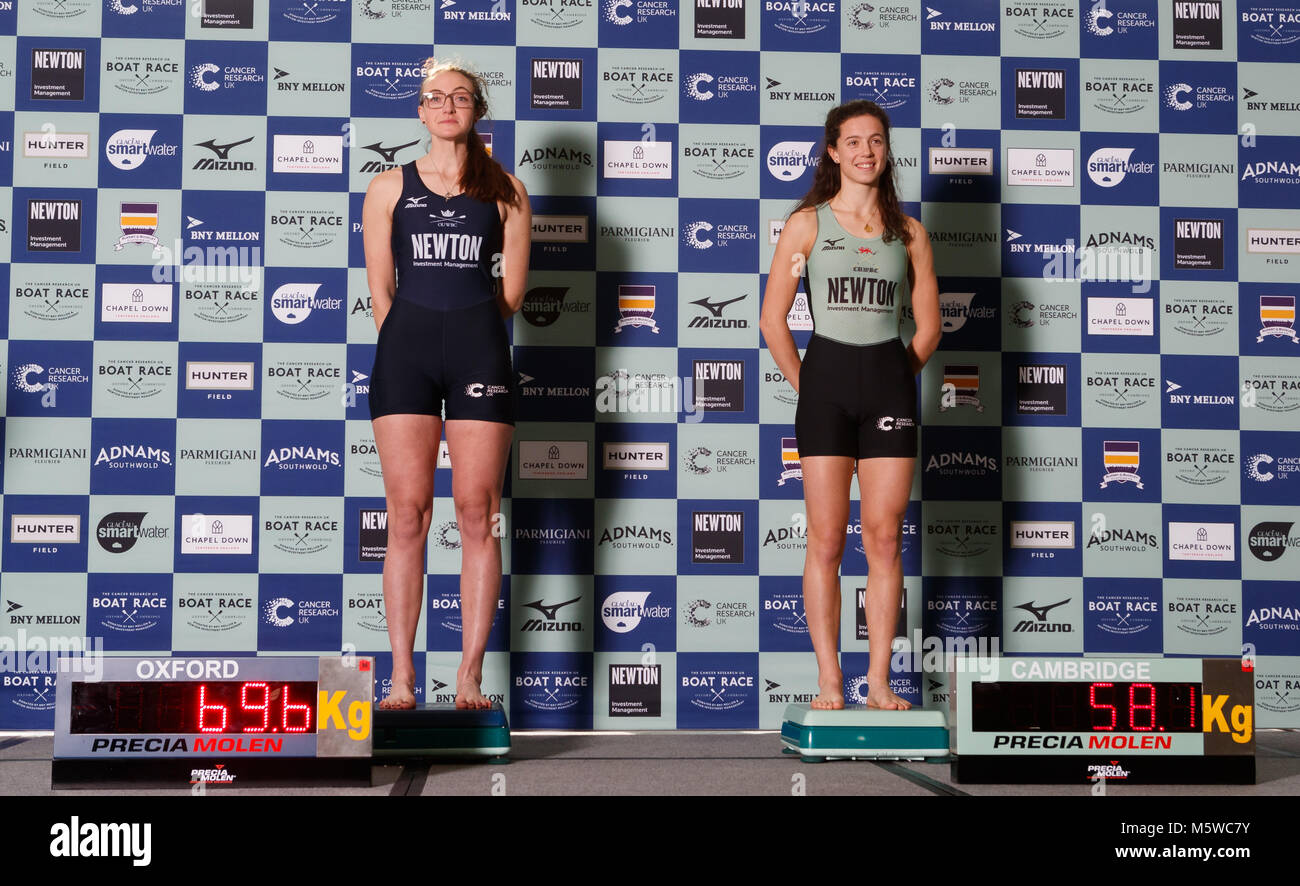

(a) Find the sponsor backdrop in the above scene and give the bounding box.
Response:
[1,0,1298,730]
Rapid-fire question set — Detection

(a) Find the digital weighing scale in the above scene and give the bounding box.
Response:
[51,655,512,787]
[780,704,951,762]
[949,656,1255,784]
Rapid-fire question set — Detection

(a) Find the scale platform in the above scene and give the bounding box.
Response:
[780,704,950,762]
[372,702,511,759]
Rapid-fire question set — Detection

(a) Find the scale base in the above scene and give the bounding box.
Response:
[779,704,950,762]
[372,702,511,758]
[954,755,1256,785]
[52,757,371,789]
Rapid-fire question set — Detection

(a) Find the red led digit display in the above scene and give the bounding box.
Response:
[70,682,318,735]
[972,682,1200,733]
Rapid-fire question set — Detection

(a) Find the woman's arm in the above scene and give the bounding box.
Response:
[759,208,817,394]
[497,174,532,317]
[362,168,402,332]
[904,215,941,375]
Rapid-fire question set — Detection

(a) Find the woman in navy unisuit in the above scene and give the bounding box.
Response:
[761,100,941,711]
[363,58,531,710]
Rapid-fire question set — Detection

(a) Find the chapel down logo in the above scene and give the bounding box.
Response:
[1259,295,1298,343]
[614,284,660,334]
[1100,440,1143,488]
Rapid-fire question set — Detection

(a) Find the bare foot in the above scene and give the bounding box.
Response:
[810,675,844,710]
[454,672,491,710]
[378,670,416,710]
[865,685,912,711]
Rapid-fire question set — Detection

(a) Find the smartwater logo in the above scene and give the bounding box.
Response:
[49,816,151,866]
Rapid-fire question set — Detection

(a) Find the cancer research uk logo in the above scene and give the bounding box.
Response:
[1244,440,1300,506]
[259,582,342,652]
[1160,61,1236,134]
[680,53,760,124]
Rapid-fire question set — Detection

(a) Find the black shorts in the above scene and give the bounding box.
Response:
[369,297,516,424]
[795,335,918,459]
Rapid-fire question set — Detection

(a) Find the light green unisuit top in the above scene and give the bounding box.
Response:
[802,202,910,346]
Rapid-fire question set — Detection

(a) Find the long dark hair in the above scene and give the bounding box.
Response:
[794,100,910,245]
[419,57,521,209]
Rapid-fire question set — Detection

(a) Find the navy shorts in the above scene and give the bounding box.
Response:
[795,335,918,459]
[368,297,516,424]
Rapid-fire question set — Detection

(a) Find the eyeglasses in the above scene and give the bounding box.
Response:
[422,90,475,109]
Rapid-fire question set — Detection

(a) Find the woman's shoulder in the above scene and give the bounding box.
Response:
[785,204,819,232]
[504,170,528,199]
[364,164,405,201]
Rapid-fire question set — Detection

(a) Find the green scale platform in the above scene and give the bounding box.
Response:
[780,704,950,762]
[372,702,511,759]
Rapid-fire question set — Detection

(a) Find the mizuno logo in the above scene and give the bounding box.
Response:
[1015,599,1070,622]
[194,137,254,159]
[362,140,421,163]
[523,597,582,621]
[690,295,747,318]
